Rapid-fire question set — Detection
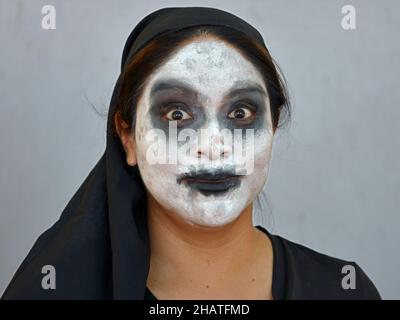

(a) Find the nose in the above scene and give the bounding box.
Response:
[195,129,232,161]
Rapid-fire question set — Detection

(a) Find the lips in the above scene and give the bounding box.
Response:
[177,171,241,196]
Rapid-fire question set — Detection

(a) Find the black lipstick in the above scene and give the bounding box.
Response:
[177,169,241,196]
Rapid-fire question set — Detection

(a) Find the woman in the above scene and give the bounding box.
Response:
[2,7,381,300]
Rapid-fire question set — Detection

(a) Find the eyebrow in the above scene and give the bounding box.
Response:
[150,78,268,100]
[150,78,196,97]
[225,80,268,99]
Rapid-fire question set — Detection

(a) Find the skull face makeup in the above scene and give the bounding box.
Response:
[134,37,274,227]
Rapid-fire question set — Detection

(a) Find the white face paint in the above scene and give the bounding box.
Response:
[135,37,274,227]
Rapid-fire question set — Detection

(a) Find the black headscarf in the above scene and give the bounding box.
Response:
[2,7,269,299]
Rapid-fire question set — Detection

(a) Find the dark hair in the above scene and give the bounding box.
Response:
[113,25,291,136]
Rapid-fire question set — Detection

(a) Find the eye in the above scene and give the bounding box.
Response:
[227,105,254,120]
[164,108,192,121]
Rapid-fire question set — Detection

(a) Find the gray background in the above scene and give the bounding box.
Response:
[1,0,399,299]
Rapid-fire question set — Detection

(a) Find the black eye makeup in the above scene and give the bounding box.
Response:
[149,79,205,131]
[160,102,194,123]
[165,109,191,121]
[227,100,259,122]
[228,107,252,120]
[148,78,269,132]
[221,91,267,129]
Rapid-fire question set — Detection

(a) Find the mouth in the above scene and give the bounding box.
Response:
[177,171,242,196]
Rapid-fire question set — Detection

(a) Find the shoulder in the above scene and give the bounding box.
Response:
[273,233,381,300]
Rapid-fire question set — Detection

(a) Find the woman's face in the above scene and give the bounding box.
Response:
[134,37,274,227]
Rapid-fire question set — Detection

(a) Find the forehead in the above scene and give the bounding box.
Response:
[143,38,266,99]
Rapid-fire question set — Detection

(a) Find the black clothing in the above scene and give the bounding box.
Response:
[143,225,380,300]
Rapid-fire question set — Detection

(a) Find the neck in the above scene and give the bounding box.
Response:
[146,192,273,299]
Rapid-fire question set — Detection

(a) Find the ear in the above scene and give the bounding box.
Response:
[114,112,137,166]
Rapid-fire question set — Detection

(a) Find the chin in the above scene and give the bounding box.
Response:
[175,195,248,227]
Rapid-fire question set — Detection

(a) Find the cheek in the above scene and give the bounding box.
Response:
[254,130,273,165]
[228,126,273,176]
[135,104,167,165]
[134,120,149,165]
[243,129,273,191]
[134,116,182,194]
